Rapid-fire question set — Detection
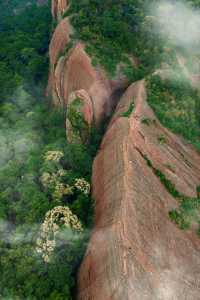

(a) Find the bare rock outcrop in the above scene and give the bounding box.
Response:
[49,17,72,67]
[51,0,68,20]
[48,1,131,124]
[47,4,200,298]
[48,37,128,123]
[78,80,200,300]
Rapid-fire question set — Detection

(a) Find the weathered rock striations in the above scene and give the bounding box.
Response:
[48,3,200,299]
[51,0,68,20]
[48,2,130,124]
[77,80,200,300]
[49,17,72,67]
[48,23,128,123]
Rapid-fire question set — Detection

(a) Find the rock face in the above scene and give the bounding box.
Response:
[77,80,200,300]
[49,17,72,67]
[48,3,200,298]
[48,23,128,123]
[51,0,68,20]
[48,1,129,124]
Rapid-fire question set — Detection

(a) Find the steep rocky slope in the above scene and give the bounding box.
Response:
[78,80,200,300]
[48,2,200,299]
[51,0,68,20]
[48,12,128,124]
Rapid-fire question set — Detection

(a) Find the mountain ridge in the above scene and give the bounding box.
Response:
[48,1,200,299]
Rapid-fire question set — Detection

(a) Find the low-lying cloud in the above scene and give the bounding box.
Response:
[153,0,200,53]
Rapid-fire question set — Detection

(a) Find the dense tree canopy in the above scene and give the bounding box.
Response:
[0,1,51,102]
[0,1,98,299]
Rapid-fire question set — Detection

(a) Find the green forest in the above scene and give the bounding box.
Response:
[0,0,200,299]
[0,1,100,299]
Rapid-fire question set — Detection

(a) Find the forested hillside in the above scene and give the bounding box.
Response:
[0,0,51,101]
[0,1,99,299]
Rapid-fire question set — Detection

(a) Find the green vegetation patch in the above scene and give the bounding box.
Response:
[0,89,102,299]
[121,102,135,118]
[0,2,103,299]
[142,153,200,235]
[158,134,167,145]
[65,0,174,79]
[0,1,51,102]
[141,117,156,126]
[147,75,200,151]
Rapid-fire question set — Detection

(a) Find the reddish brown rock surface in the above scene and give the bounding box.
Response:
[48,39,128,123]
[51,0,68,20]
[47,5,129,123]
[49,17,72,67]
[47,4,200,298]
[77,80,200,300]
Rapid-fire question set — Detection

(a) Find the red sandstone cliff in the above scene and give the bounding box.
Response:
[51,0,68,20]
[77,80,200,300]
[47,13,128,124]
[48,3,200,299]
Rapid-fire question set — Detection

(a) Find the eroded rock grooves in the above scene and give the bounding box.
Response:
[51,0,68,20]
[48,3,200,299]
[48,2,129,124]
[77,81,200,300]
